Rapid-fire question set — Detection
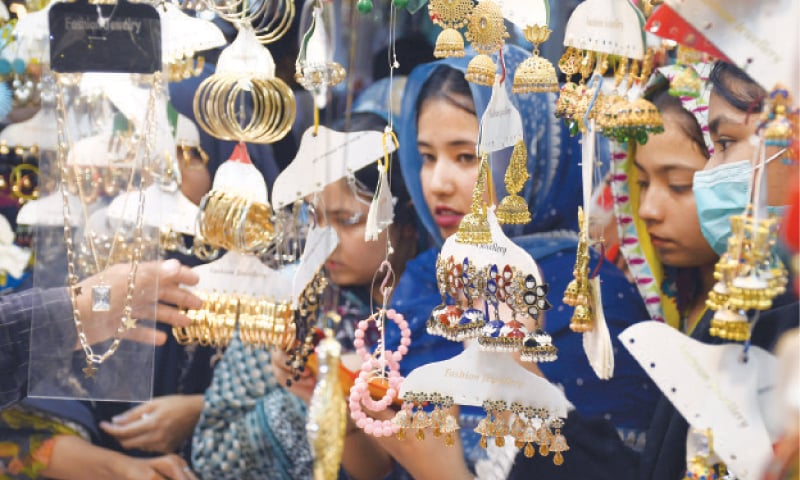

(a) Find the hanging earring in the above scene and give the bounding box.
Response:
[475,400,497,449]
[565,207,595,332]
[513,25,559,94]
[496,139,531,225]
[464,0,507,86]
[455,153,492,244]
[428,0,473,58]
[519,270,557,363]
[549,418,569,466]
[684,427,726,480]
[762,87,798,165]
[452,257,486,340]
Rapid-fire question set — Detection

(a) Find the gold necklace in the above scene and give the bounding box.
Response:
[55,73,158,378]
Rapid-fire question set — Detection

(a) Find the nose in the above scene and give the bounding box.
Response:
[428,157,456,197]
[638,186,665,224]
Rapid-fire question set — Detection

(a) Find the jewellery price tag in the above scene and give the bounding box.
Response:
[272,126,395,209]
[292,225,338,306]
[213,144,269,203]
[563,0,645,60]
[489,0,548,29]
[620,321,779,479]
[664,0,798,98]
[479,81,524,154]
[401,341,572,414]
[17,191,82,227]
[49,0,161,73]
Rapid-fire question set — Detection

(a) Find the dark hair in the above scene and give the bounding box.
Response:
[416,66,476,120]
[647,80,710,159]
[709,61,766,113]
[328,112,415,226]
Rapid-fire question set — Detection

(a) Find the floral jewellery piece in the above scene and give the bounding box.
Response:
[455,153,491,245]
[606,49,665,145]
[427,255,465,338]
[684,427,729,480]
[455,257,487,339]
[548,418,569,466]
[513,25,559,94]
[707,207,788,342]
[349,308,411,437]
[595,57,628,134]
[478,264,530,352]
[495,139,531,225]
[516,271,557,362]
[556,50,596,135]
[428,0,473,58]
[463,0,507,86]
[564,207,596,333]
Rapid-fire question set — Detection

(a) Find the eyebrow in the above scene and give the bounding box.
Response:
[417,140,476,148]
[633,160,699,174]
[708,114,743,136]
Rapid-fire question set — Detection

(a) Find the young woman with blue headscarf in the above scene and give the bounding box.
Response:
[374,45,659,479]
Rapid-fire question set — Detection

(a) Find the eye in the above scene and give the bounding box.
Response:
[456,153,477,164]
[636,179,649,190]
[420,152,435,164]
[714,137,734,153]
[669,185,692,194]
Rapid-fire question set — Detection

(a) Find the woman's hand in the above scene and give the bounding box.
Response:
[270,348,317,404]
[115,454,199,480]
[99,394,204,454]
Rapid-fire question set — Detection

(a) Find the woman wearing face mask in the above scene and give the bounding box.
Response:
[190,109,418,480]
[371,46,658,480]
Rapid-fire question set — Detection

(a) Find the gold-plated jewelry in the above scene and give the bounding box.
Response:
[513,25,558,94]
[495,139,531,224]
[564,207,595,333]
[55,74,157,377]
[455,153,491,245]
[707,206,788,342]
[464,0,507,86]
[197,190,276,254]
[428,0,473,58]
[193,74,297,144]
[205,0,295,44]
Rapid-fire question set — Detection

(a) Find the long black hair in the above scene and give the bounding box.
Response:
[709,61,766,113]
[415,66,475,119]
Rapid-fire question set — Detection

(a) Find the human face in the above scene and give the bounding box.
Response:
[418,98,481,240]
[316,178,388,288]
[636,117,718,268]
[708,90,797,205]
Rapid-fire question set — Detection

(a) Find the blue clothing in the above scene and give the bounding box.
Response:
[386,46,658,471]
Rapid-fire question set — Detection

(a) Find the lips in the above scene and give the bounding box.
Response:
[433,205,464,228]
[648,233,672,248]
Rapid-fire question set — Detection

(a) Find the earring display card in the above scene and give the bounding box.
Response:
[49,0,161,73]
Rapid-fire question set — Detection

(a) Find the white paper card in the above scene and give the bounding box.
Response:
[479,81,524,153]
[487,0,547,29]
[401,342,573,415]
[272,126,395,209]
[620,321,777,479]
[665,0,799,98]
[564,0,645,59]
[107,185,198,235]
[16,192,81,227]
[215,26,276,78]
[213,159,269,203]
[291,225,338,305]
[443,210,544,285]
[583,276,614,379]
[191,251,290,298]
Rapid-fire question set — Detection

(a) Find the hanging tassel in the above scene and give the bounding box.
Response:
[365,130,398,242]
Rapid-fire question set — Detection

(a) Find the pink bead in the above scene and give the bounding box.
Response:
[386,388,396,398]
[401,337,411,346]
[398,345,408,356]
[383,425,394,437]
[361,363,371,372]
[399,321,409,331]
[358,321,368,330]
[357,418,367,428]
[355,330,365,339]
[364,423,375,435]
[354,338,365,349]
[351,410,365,420]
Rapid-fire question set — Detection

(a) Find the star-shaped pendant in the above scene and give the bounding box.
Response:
[83,364,98,378]
[123,316,138,330]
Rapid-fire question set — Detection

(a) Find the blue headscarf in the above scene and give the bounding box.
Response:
[397,45,581,249]
[387,46,660,470]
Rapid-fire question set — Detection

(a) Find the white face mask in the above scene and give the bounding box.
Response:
[693,150,787,255]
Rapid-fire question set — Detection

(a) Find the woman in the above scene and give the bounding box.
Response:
[377,46,657,479]
[190,110,418,480]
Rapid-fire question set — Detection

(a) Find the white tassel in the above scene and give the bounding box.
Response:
[583,276,615,379]
[364,164,394,241]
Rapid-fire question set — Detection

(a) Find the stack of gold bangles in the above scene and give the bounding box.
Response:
[198,190,275,253]
[173,292,239,347]
[192,73,296,143]
[238,297,296,350]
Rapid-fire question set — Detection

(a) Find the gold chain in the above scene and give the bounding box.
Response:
[55,73,159,377]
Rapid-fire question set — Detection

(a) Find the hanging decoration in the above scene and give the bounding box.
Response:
[463,0,507,86]
[512,25,558,94]
[427,0,473,58]
[295,0,346,110]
